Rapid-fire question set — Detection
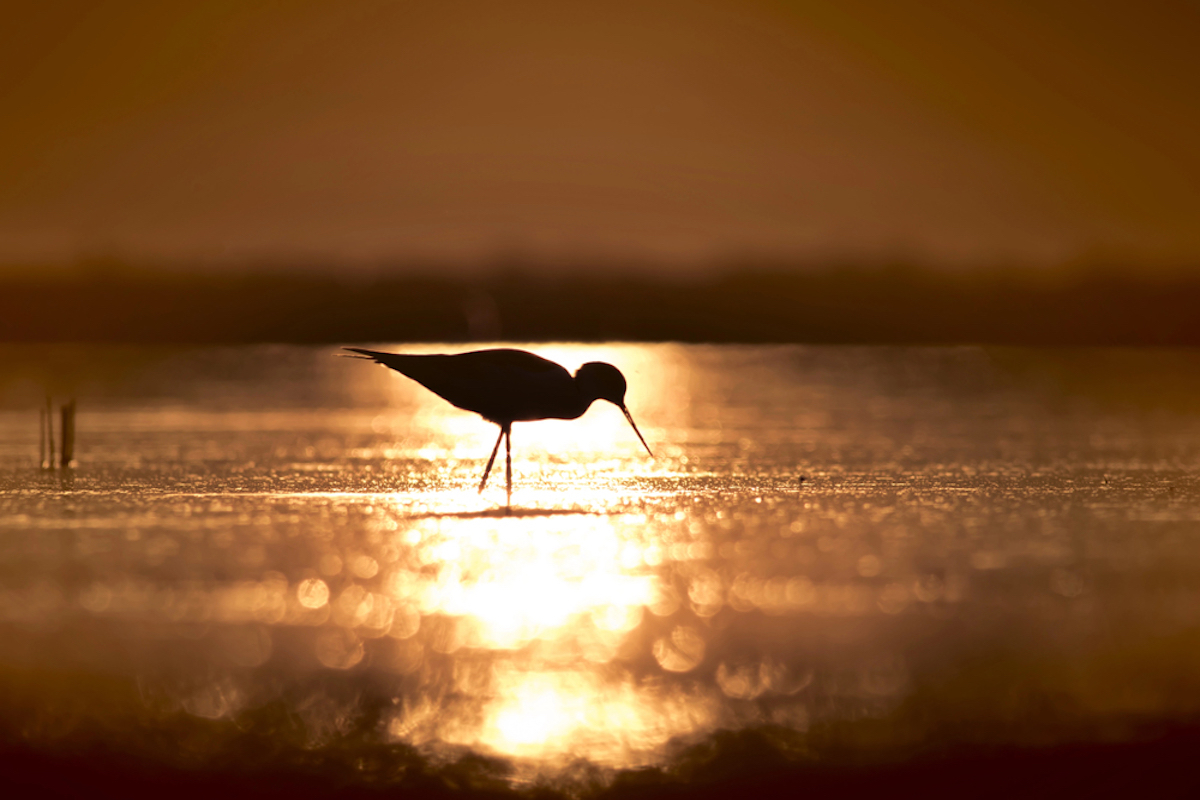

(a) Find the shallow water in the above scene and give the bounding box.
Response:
[3,344,1200,792]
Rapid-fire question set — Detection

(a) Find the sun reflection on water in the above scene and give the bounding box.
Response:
[381,511,655,652]
[369,500,707,765]
[470,664,718,765]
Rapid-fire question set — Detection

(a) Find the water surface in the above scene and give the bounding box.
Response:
[3,344,1200,793]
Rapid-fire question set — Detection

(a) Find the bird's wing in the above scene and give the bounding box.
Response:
[456,349,563,374]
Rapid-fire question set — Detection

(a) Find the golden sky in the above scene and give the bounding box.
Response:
[1,0,1196,270]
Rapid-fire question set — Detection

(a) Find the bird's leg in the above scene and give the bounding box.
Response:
[504,425,512,510]
[479,426,505,493]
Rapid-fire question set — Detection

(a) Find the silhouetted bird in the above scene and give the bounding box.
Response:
[344,348,653,507]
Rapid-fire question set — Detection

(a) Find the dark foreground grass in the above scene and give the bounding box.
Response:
[4,722,1200,800]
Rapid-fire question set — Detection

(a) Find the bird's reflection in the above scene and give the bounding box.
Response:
[397,508,602,521]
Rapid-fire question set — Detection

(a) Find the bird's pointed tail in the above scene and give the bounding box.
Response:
[340,348,427,376]
[340,347,388,361]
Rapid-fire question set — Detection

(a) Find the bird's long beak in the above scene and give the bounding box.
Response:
[621,405,654,457]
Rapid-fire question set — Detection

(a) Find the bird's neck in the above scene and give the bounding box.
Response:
[566,392,598,420]
[570,371,610,419]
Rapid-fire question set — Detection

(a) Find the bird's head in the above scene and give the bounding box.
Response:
[576,362,653,456]
[576,362,627,406]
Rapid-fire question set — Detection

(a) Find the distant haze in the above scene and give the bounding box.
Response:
[2,0,1197,271]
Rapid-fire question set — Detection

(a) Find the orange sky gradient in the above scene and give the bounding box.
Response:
[1,0,1197,272]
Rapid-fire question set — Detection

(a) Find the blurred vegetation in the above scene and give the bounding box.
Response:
[2,261,1199,345]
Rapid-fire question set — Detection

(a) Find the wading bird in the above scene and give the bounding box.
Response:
[343,348,653,507]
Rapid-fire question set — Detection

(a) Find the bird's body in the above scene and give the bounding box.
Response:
[344,347,652,507]
[353,349,589,424]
